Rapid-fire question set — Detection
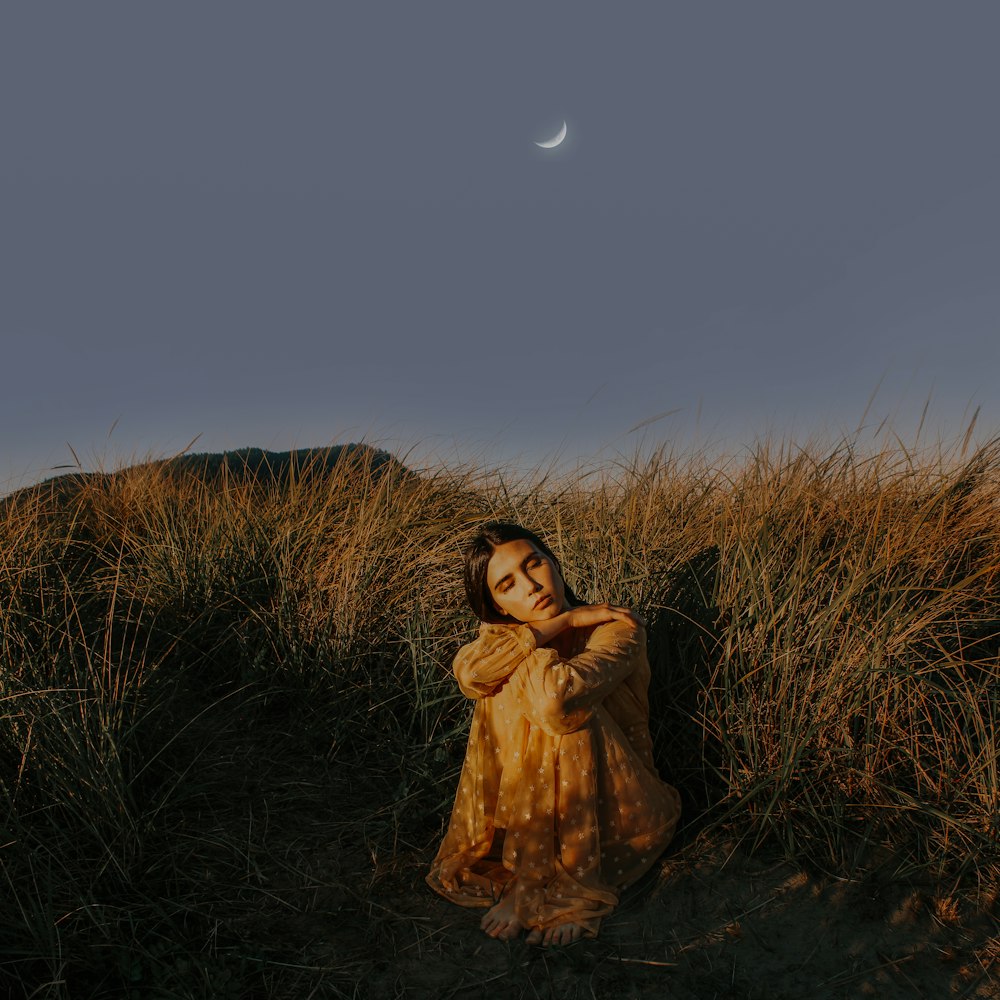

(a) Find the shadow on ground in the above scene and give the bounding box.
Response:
[172,740,1000,1000]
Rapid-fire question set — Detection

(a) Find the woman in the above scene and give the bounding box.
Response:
[427,522,681,946]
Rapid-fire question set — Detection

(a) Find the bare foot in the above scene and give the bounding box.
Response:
[540,922,585,947]
[480,891,523,941]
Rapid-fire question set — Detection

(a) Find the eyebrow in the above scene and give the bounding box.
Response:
[491,553,540,591]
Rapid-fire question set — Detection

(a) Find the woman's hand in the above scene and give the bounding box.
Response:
[566,604,645,629]
[527,604,645,647]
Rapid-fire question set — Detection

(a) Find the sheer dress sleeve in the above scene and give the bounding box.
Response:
[453,622,539,698]
[510,619,642,735]
[454,618,643,734]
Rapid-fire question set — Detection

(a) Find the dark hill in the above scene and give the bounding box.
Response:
[2,443,411,509]
[164,444,407,484]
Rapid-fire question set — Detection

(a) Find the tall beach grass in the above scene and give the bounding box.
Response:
[1,433,998,996]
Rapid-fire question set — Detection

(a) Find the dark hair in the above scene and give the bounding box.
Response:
[463,521,583,624]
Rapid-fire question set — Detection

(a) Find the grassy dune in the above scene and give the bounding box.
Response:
[2,437,999,997]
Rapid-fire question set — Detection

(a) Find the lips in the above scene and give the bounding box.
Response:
[533,595,552,610]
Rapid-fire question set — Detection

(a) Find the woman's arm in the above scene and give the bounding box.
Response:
[454,605,642,699]
[526,603,643,647]
[453,622,538,698]
[514,618,644,736]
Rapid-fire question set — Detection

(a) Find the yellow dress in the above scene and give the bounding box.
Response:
[426,617,681,937]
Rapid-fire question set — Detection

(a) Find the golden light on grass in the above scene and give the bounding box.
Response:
[1,428,998,995]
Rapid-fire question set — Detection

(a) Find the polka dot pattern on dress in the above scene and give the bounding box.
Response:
[427,617,682,938]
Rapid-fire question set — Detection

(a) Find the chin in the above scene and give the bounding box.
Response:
[532,604,562,621]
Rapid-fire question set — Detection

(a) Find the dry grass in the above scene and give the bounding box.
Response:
[1,432,999,996]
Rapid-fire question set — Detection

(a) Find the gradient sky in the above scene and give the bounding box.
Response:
[3,2,999,493]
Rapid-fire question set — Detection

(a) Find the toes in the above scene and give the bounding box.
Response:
[503,920,586,947]
[482,911,522,941]
[499,921,522,941]
[541,923,583,947]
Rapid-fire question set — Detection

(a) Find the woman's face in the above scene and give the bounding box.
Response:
[485,539,569,623]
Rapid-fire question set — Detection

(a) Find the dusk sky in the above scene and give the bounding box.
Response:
[3,2,999,492]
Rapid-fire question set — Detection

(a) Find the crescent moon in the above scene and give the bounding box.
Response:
[534,121,567,148]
